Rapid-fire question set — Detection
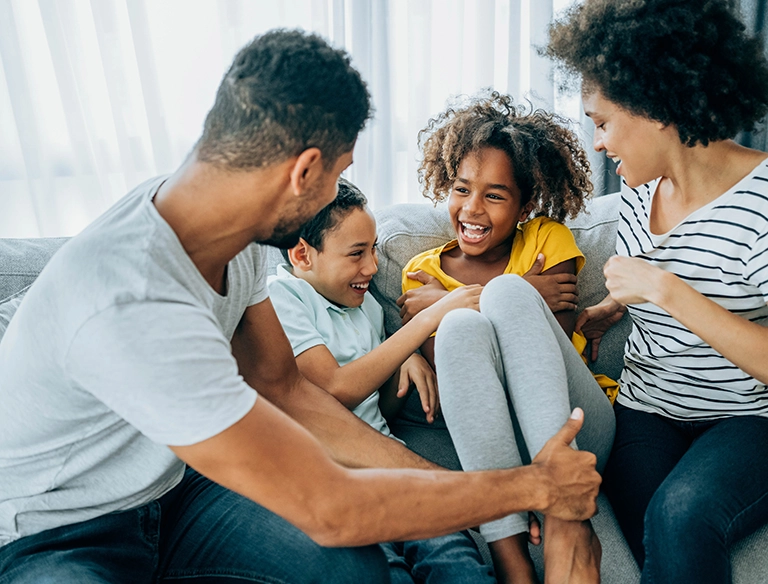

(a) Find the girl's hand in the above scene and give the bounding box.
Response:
[523,254,579,312]
[575,295,626,362]
[603,256,668,306]
[397,354,439,423]
[397,271,449,324]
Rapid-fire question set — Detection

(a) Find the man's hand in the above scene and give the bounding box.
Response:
[575,294,627,362]
[531,409,601,521]
[397,271,449,324]
[398,353,439,423]
[523,254,579,312]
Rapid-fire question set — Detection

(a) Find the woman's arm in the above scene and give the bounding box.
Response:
[604,255,768,384]
[296,285,480,410]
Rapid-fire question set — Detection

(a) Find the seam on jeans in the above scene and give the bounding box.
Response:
[162,569,288,584]
[723,487,768,546]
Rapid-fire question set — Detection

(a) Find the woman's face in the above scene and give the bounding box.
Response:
[582,90,672,188]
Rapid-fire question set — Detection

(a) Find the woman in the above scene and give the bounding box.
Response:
[546,1,768,582]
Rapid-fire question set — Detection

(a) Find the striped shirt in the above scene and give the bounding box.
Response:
[616,161,768,420]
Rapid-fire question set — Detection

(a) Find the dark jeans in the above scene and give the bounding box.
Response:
[381,531,495,584]
[0,467,389,583]
[604,403,768,584]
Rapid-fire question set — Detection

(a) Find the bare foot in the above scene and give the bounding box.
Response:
[542,517,601,584]
[489,533,541,584]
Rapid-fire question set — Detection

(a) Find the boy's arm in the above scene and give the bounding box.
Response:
[295,286,480,410]
[231,298,441,470]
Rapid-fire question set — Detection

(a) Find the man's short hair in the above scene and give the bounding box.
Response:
[281,178,368,262]
[197,29,372,168]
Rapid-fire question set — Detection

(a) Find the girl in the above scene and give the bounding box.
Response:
[545,1,768,582]
[398,93,616,584]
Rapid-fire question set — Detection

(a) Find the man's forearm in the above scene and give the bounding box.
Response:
[264,374,441,470]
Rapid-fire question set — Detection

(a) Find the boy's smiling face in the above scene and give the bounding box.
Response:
[291,207,379,308]
[449,147,532,261]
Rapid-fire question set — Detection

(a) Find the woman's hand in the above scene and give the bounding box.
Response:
[575,295,626,363]
[603,256,668,306]
[398,354,439,423]
[397,271,449,324]
[523,254,579,312]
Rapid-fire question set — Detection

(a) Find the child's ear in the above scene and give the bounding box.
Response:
[288,238,314,272]
[519,201,535,222]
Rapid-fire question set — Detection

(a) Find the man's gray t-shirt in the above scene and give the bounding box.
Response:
[0,176,266,546]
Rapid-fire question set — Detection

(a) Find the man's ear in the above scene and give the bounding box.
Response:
[289,147,324,196]
[519,201,535,222]
[288,238,314,272]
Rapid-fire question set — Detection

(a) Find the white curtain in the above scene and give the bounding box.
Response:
[0,0,578,238]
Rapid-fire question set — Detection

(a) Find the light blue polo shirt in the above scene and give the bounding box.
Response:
[268,265,393,437]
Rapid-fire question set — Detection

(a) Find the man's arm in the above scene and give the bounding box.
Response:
[230,298,440,469]
[171,400,600,547]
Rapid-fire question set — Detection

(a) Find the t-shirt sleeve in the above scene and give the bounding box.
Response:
[267,279,326,357]
[401,248,441,293]
[66,302,257,447]
[248,245,270,306]
[745,231,768,302]
[529,220,586,274]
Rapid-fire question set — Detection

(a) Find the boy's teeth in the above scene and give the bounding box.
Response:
[351,282,369,290]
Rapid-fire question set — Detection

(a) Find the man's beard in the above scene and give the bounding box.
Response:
[259,218,305,249]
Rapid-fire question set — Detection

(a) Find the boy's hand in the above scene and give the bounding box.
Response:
[523,254,579,312]
[397,271,449,324]
[425,284,482,322]
[398,354,439,423]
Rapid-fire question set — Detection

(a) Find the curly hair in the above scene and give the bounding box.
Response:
[197,29,372,169]
[418,92,592,222]
[545,0,768,147]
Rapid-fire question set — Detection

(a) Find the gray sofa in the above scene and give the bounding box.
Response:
[1,192,767,582]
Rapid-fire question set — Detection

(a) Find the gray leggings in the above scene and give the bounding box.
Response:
[435,275,615,543]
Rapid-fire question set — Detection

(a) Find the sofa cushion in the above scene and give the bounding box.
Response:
[0,286,29,340]
[0,238,68,300]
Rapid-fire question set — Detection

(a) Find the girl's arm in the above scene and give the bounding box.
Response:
[604,256,768,384]
[296,285,480,410]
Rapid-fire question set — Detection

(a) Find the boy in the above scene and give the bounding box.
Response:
[268,179,493,583]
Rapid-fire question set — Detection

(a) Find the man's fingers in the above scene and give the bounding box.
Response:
[554,408,585,446]
[590,337,602,363]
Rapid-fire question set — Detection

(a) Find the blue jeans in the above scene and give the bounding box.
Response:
[381,531,495,584]
[604,403,768,584]
[0,467,389,583]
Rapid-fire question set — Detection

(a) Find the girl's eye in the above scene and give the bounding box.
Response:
[487,193,504,200]
[454,186,469,194]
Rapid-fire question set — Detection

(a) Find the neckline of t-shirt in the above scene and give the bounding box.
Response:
[147,178,230,301]
[645,158,768,239]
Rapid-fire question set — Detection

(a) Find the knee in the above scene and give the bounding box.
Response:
[481,274,542,313]
[644,481,709,540]
[435,308,493,350]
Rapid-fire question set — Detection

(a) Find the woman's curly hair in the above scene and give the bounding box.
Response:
[545,0,768,147]
[418,92,592,223]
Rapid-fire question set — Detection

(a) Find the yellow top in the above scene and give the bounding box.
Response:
[402,216,618,403]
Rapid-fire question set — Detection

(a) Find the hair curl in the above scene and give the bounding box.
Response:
[198,29,372,169]
[545,0,768,147]
[418,92,592,222]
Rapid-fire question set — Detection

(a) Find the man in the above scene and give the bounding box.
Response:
[0,30,601,583]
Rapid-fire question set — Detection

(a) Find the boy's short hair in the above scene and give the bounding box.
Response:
[281,178,368,262]
[197,29,372,169]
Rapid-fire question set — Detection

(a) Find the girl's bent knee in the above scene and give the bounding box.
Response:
[481,275,542,310]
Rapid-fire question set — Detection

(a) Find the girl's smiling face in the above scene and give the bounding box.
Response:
[448,147,533,261]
